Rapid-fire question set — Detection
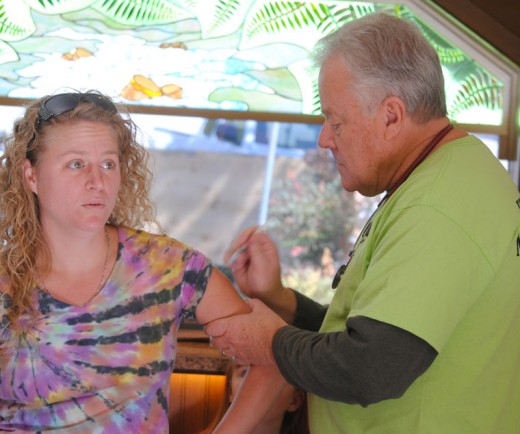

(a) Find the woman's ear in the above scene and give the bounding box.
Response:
[23,159,38,195]
[286,389,305,412]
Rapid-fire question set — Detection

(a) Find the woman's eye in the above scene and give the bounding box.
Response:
[102,161,117,170]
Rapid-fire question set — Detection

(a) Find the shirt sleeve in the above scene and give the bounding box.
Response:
[180,248,213,319]
[272,315,437,407]
[292,290,328,331]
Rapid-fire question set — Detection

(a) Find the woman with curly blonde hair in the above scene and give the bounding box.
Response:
[0,90,286,433]
[0,91,155,333]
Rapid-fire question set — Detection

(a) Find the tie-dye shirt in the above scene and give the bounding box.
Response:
[0,226,212,433]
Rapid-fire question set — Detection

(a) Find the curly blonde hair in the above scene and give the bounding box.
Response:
[0,91,158,333]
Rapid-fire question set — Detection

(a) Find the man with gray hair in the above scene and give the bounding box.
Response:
[207,12,520,434]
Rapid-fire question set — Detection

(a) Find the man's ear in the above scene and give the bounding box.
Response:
[380,96,405,140]
[23,159,38,195]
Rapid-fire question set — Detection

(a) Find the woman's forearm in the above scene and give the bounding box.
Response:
[213,364,287,434]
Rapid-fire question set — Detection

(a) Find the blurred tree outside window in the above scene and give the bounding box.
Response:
[266,147,380,304]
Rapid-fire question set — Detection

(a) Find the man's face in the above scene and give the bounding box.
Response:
[317,53,386,197]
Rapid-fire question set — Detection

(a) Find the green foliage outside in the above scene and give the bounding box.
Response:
[267,148,379,304]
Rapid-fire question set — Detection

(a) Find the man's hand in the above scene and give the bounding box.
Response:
[205,299,287,366]
[225,227,284,300]
[224,227,297,324]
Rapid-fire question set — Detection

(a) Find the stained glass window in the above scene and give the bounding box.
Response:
[0,0,510,129]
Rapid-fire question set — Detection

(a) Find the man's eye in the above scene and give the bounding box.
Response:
[69,161,83,169]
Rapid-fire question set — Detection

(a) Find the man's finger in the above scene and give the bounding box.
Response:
[204,317,228,338]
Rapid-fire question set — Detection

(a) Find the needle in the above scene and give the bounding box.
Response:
[225,226,263,266]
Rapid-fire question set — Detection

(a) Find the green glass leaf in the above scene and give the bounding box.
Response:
[449,70,502,118]
[92,0,192,25]
[246,2,327,38]
[22,0,97,14]
[213,0,241,28]
[1,0,35,41]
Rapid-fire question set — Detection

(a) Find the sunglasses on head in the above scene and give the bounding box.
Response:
[35,92,118,130]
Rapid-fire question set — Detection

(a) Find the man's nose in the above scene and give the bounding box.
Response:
[317,123,333,149]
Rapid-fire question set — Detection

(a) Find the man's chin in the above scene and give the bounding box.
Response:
[339,177,357,193]
[341,179,380,197]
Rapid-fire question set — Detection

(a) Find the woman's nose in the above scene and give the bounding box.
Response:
[86,166,104,189]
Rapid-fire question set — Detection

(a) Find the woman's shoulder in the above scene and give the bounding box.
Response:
[117,226,180,246]
[116,226,204,259]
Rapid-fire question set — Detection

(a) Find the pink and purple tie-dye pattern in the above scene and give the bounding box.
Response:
[0,227,212,433]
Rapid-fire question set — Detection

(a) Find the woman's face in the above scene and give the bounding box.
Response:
[24,120,121,234]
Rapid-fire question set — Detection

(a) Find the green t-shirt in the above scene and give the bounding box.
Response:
[310,136,520,433]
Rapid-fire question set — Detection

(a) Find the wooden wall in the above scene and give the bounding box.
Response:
[169,372,227,434]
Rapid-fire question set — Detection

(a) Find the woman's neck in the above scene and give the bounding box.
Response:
[250,419,283,434]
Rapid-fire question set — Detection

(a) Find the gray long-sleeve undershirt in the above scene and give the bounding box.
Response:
[272,291,437,407]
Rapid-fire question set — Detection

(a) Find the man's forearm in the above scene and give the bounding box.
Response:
[264,286,327,330]
[262,286,298,325]
[291,290,328,331]
[272,316,437,406]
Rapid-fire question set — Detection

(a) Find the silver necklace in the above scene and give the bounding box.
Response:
[41,227,110,306]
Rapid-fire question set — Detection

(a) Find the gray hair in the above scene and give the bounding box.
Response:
[312,13,447,122]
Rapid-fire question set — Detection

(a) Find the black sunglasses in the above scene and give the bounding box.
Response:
[35,92,118,130]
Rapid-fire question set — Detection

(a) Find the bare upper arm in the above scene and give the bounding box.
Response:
[196,267,250,325]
